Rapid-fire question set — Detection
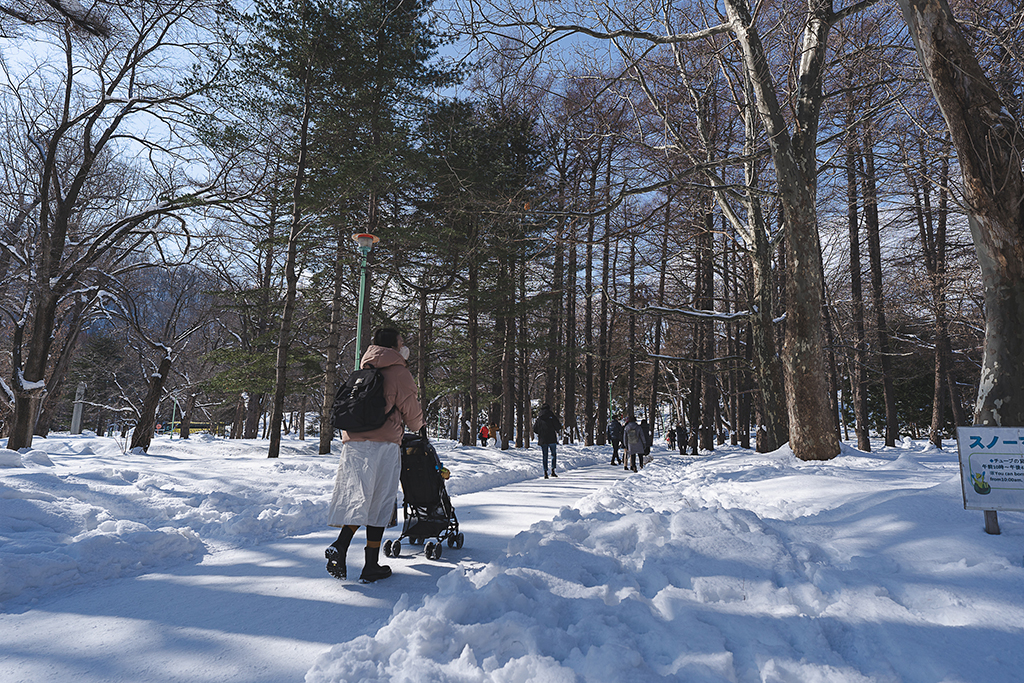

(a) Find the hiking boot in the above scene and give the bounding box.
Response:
[631,465,638,472]
[551,471,557,477]
[544,471,549,479]
[325,545,346,580]
[359,546,392,583]
[359,563,392,583]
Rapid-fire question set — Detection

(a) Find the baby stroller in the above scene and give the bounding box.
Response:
[382,433,464,561]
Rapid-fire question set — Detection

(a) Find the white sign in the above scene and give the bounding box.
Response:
[957,426,1024,512]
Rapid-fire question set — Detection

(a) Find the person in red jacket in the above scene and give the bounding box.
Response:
[325,328,425,583]
[478,424,489,446]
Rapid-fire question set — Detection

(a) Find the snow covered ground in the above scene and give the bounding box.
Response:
[2,432,1022,682]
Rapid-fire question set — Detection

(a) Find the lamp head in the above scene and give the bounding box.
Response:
[352,233,379,251]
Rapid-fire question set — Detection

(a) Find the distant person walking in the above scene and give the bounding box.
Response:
[478,424,489,446]
[533,404,562,478]
[325,328,425,583]
[623,413,646,473]
[607,415,624,465]
[640,419,652,460]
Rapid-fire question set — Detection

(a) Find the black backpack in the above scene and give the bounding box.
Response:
[332,367,396,432]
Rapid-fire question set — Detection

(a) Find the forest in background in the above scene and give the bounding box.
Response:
[1,0,1020,458]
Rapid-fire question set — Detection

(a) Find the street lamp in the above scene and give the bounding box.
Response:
[352,233,379,370]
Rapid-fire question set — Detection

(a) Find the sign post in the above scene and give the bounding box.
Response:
[956,426,1024,534]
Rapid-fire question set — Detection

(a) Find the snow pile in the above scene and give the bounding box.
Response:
[307,444,1024,683]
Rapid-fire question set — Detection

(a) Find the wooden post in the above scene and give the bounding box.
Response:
[984,510,1001,535]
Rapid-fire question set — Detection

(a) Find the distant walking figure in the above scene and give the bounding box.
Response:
[534,404,562,478]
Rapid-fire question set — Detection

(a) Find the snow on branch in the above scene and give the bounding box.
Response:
[611,295,753,324]
[648,353,751,368]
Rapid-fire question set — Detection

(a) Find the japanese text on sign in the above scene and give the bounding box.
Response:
[957,426,1024,512]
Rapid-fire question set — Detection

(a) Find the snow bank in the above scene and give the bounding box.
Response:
[307,445,1024,683]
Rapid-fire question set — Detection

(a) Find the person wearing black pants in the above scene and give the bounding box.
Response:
[607,415,624,465]
[325,328,425,583]
[533,404,562,478]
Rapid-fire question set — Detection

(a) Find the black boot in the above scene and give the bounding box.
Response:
[325,544,347,580]
[326,525,357,580]
[359,546,392,583]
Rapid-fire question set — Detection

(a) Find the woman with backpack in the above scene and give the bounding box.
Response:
[533,404,562,478]
[325,328,424,583]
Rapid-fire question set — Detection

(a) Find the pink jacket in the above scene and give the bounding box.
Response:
[341,345,425,445]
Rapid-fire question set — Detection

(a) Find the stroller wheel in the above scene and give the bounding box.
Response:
[424,541,435,559]
[431,542,443,560]
[392,540,401,557]
[383,540,393,557]
[453,532,465,550]
[447,536,455,548]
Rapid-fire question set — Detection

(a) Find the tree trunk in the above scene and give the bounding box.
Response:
[846,126,871,451]
[244,394,262,439]
[269,70,314,459]
[320,229,347,454]
[597,167,612,445]
[627,231,637,417]
[131,354,173,452]
[698,214,717,452]
[518,250,529,448]
[468,258,480,444]
[418,287,429,417]
[180,392,197,440]
[231,394,245,439]
[8,289,59,450]
[723,0,839,461]
[861,132,899,446]
[748,210,788,452]
[500,259,516,450]
[563,218,578,444]
[899,0,1024,427]
[649,199,671,442]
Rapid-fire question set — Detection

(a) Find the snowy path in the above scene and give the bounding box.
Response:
[0,461,627,683]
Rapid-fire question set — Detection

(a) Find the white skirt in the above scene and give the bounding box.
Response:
[327,440,401,527]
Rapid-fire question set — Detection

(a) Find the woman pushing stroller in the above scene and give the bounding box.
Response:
[325,328,425,583]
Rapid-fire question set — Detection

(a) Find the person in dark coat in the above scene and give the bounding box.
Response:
[607,415,624,465]
[666,427,676,449]
[533,404,562,478]
[640,419,652,462]
[623,413,646,472]
[678,424,688,455]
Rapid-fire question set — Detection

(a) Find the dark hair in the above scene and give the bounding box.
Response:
[372,328,401,349]
[541,403,550,411]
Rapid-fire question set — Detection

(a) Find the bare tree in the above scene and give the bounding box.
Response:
[897,0,1024,427]
[1,0,111,36]
[0,0,238,450]
[460,0,894,458]
[107,264,215,452]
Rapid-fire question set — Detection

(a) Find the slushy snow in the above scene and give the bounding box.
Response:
[1,432,1022,682]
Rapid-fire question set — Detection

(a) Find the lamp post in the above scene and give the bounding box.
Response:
[352,233,379,370]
